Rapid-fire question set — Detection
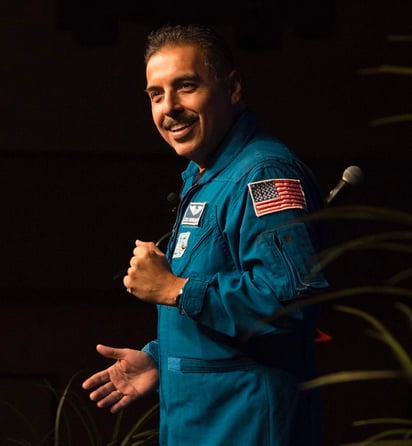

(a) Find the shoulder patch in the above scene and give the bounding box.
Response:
[248,178,306,217]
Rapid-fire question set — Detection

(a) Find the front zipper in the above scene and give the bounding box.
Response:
[167,182,202,259]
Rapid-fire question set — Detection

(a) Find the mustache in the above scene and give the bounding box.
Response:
[163,112,198,130]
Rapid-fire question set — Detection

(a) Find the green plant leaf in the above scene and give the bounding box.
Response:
[387,268,412,285]
[359,65,412,76]
[361,428,412,444]
[334,305,412,373]
[295,205,412,226]
[301,369,412,391]
[353,418,412,427]
[387,34,412,42]
[368,114,412,127]
[310,231,412,275]
[119,402,159,446]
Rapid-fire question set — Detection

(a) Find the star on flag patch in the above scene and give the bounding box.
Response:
[248,178,306,217]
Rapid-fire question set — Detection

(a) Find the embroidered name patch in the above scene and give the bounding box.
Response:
[182,202,207,226]
[248,179,306,217]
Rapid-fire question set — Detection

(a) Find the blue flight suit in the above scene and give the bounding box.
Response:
[143,110,329,445]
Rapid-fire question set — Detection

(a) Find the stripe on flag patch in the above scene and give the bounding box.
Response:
[248,178,306,217]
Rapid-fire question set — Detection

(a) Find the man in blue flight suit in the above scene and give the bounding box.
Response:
[83,24,329,446]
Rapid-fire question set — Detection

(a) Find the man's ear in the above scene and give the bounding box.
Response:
[227,70,242,103]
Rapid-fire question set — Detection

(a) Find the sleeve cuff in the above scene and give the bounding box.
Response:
[141,339,159,365]
[179,272,211,318]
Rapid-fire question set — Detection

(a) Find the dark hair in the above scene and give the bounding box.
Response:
[144,24,236,82]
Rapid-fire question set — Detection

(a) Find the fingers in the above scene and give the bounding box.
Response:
[127,240,165,272]
[81,362,128,413]
[82,345,123,390]
[96,344,123,360]
[88,381,128,414]
[82,369,109,390]
[135,239,153,247]
[123,239,171,301]
[134,240,164,257]
[123,274,133,293]
[88,380,115,399]
[123,241,158,293]
[108,392,132,414]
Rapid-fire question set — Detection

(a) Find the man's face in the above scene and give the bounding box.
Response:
[145,44,239,168]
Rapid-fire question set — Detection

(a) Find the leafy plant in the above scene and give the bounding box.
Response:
[294,204,412,445]
[358,34,412,127]
[1,371,159,446]
[303,302,412,445]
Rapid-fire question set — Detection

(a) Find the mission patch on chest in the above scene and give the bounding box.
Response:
[182,202,207,226]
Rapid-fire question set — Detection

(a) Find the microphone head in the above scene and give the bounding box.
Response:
[167,192,180,206]
[342,165,364,187]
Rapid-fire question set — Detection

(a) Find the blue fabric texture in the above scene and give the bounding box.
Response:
[143,110,329,445]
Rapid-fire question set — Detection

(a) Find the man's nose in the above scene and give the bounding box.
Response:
[163,91,182,114]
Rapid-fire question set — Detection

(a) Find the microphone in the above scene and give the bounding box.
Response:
[316,166,364,343]
[167,191,180,213]
[324,165,364,205]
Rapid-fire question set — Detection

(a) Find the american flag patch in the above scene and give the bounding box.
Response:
[248,178,306,217]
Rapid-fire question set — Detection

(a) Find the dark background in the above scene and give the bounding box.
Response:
[1,1,411,444]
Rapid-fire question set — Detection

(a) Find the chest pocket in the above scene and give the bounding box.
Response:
[169,202,235,276]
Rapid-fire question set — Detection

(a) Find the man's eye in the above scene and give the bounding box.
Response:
[149,91,162,101]
[180,82,196,91]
